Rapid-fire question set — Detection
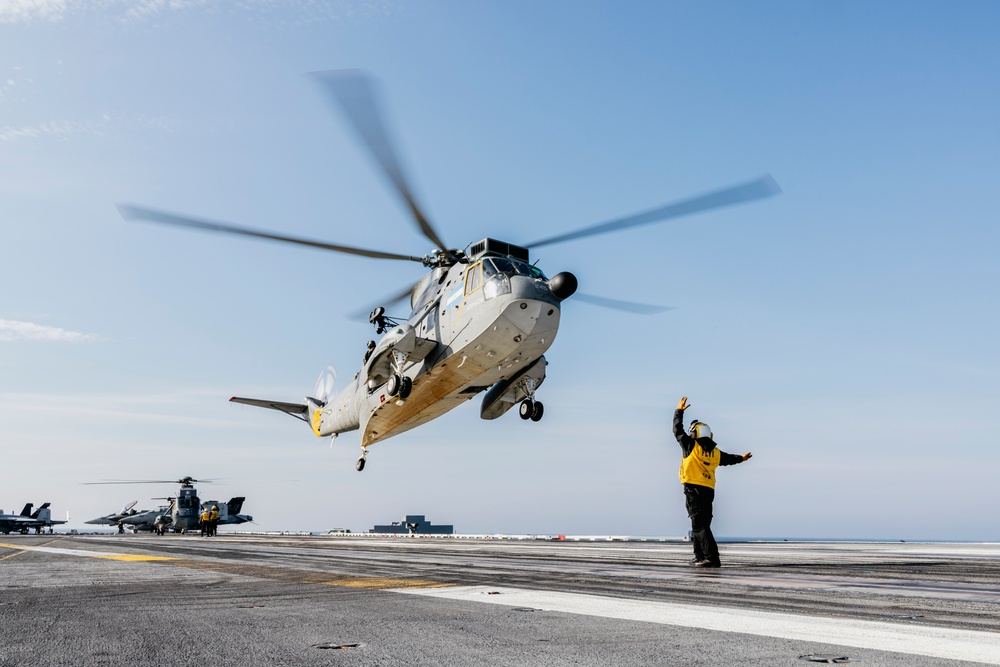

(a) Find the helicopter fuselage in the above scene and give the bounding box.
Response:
[312,249,564,448]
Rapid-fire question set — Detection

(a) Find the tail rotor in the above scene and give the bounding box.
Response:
[311,364,337,405]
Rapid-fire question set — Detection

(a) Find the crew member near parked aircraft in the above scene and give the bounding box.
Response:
[200,506,211,537]
[674,396,752,568]
[209,504,220,537]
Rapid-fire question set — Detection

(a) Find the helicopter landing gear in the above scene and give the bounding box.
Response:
[386,373,412,399]
[519,399,544,421]
[517,376,544,422]
[356,446,369,472]
[387,350,413,400]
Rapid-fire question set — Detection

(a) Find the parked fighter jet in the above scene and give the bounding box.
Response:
[22,503,67,534]
[0,504,36,534]
[0,503,67,534]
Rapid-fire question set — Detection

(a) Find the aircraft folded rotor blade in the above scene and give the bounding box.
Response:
[526,174,782,249]
[310,69,449,252]
[118,205,424,263]
[572,293,674,315]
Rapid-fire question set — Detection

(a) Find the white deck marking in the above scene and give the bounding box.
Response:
[393,585,1000,665]
[0,542,174,561]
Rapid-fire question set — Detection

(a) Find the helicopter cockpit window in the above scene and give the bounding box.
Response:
[488,257,546,280]
[465,262,483,296]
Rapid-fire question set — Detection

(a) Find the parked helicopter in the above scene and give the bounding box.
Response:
[118,70,781,471]
[85,477,252,534]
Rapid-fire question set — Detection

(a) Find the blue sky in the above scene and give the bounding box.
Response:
[2,1,998,539]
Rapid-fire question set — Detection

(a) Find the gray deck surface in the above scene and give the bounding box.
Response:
[1,535,998,666]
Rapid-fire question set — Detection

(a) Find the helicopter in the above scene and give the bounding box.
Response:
[118,70,781,472]
[85,477,252,534]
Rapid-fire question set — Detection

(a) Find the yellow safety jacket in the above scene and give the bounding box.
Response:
[209,509,219,521]
[678,442,720,489]
[200,511,210,523]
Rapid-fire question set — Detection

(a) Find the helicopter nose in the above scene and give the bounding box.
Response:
[548,271,578,301]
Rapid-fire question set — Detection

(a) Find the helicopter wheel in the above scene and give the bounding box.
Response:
[355,457,366,472]
[519,399,533,420]
[399,376,412,399]
[387,374,400,397]
[530,401,544,422]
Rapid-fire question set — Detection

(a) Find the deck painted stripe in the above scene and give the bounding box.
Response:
[0,542,176,561]
[392,585,1000,666]
[0,542,446,588]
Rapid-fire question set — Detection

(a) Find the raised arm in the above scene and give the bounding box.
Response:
[673,396,696,457]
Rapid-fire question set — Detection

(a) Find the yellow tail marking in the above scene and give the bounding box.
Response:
[311,408,323,436]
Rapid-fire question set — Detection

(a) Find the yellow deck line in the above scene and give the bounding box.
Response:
[0,540,449,589]
[94,554,178,562]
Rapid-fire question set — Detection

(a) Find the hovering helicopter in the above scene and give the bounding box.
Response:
[118,70,781,472]
[85,477,251,534]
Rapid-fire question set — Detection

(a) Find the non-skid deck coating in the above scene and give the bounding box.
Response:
[1,535,998,666]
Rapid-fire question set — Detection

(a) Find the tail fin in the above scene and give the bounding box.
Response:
[20,503,32,517]
[230,397,309,420]
[30,502,50,519]
[227,497,246,515]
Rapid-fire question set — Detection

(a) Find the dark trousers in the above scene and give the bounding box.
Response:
[683,483,720,564]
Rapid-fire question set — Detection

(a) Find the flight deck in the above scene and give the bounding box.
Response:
[1,535,998,666]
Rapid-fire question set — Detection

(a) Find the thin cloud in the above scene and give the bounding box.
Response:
[0,115,179,142]
[0,0,67,24]
[0,0,392,25]
[0,120,99,142]
[0,319,100,342]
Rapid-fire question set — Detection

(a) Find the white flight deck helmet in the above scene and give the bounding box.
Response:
[689,420,713,440]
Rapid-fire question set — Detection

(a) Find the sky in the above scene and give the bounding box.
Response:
[2,1,998,540]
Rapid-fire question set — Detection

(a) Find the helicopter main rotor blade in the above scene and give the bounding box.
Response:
[310,70,449,252]
[526,174,782,249]
[572,293,674,315]
[118,205,425,263]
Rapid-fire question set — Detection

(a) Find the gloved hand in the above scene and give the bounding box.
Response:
[742,452,753,462]
[677,396,690,411]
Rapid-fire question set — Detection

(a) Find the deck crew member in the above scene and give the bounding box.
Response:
[200,507,211,537]
[209,504,219,536]
[674,396,752,568]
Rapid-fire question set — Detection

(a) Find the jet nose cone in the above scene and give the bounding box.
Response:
[548,271,578,300]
